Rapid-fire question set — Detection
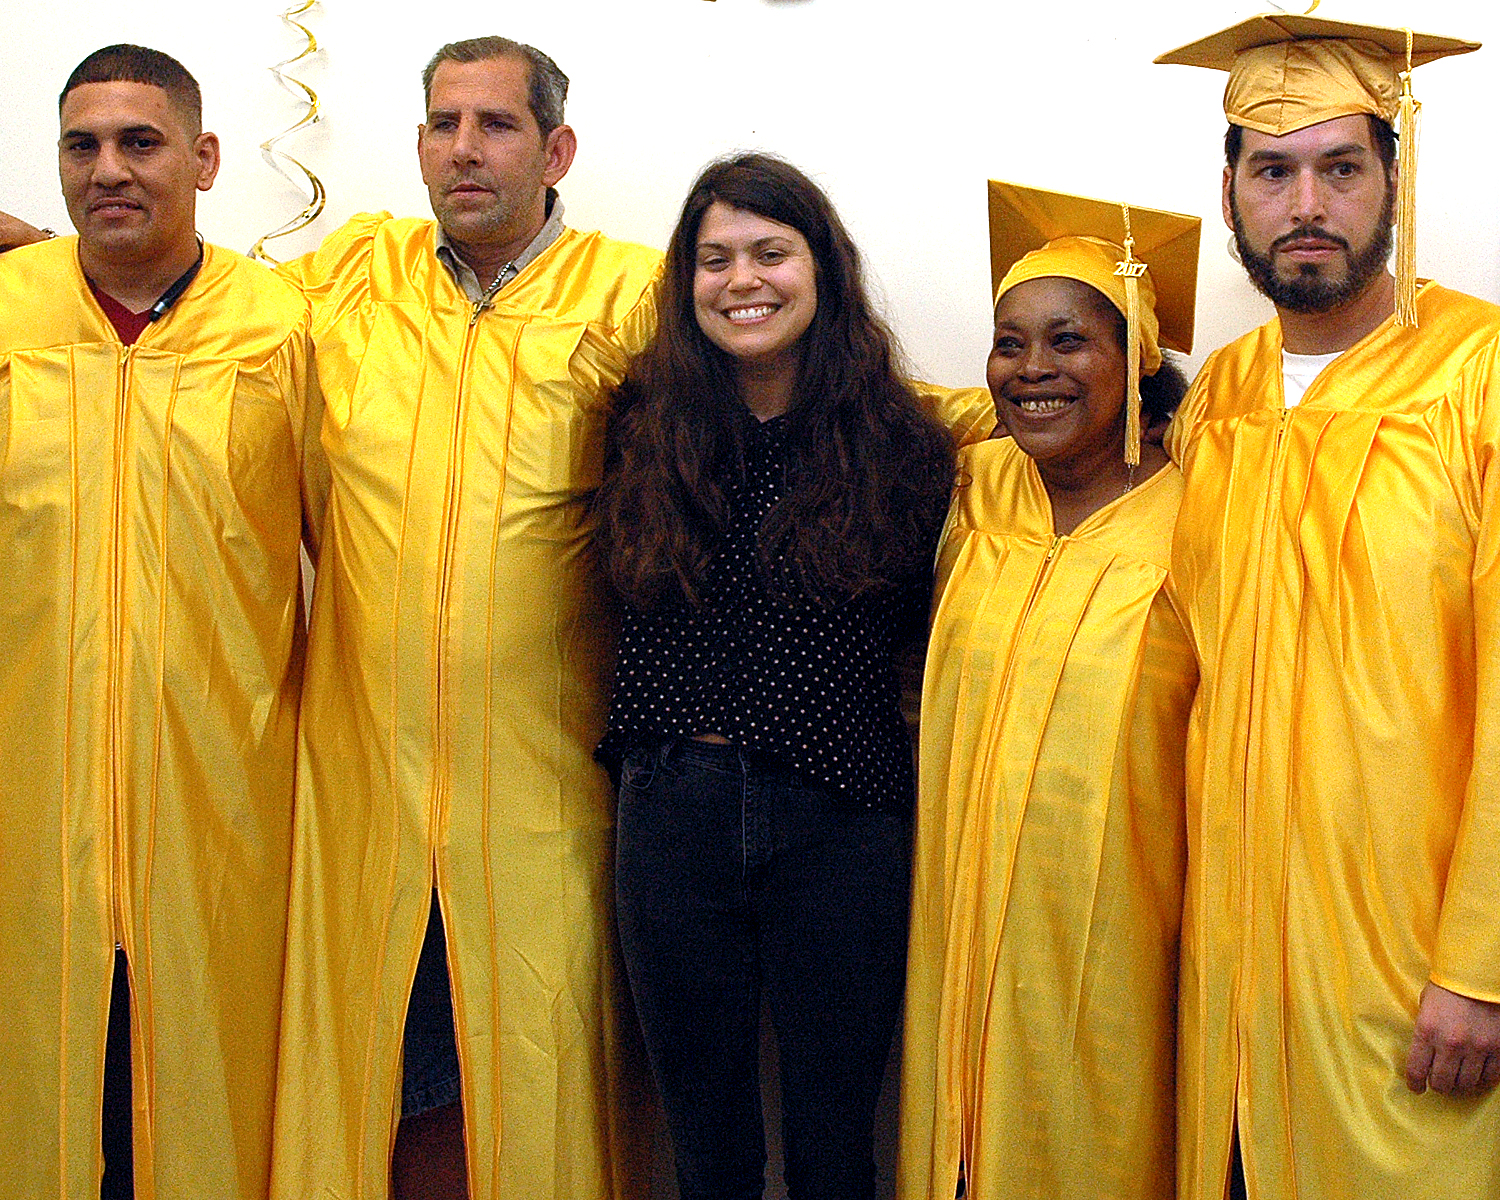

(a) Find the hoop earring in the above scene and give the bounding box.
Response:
[1226,234,1242,265]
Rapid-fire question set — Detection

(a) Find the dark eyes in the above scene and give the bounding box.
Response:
[991,331,1086,356]
[1257,161,1360,180]
[695,248,792,271]
[428,118,515,133]
[64,137,161,153]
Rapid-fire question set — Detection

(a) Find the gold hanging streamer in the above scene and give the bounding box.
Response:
[249,0,327,264]
[1113,203,1147,467]
[1394,27,1421,327]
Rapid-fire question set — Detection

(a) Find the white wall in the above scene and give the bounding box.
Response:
[4,0,1497,387]
[4,3,1497,1196]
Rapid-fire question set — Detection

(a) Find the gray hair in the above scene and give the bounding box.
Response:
[421,37,569,137]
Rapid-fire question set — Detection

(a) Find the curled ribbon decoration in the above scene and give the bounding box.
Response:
[250,0,327,264]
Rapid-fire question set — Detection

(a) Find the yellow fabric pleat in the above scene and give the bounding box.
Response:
[267,214,663,1200]
[0,236,313,1199]
[897,437,1194,1200]
[1168,281,1500,1200]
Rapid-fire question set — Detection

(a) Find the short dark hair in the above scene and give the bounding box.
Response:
[421,37,569,137]
[60,44,203,134]
[1224,114,1397,173]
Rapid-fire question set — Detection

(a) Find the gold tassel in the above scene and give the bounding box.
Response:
[1114,203,1145,467]
[1395,28,1421,327]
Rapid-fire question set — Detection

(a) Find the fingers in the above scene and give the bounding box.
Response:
[1404,1032,1433,1094]
[1426,1041,1463,1096]
[1454,1052,1487,1095]
[1405,983,1500,1097]
[1407,1036,1500,1097]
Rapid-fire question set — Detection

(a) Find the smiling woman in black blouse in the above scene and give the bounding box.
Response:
[593,153,961,1200]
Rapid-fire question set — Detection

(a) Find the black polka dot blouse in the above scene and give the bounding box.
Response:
[598,411,931,813]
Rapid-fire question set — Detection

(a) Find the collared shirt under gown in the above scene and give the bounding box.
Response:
[268,213,662,1200]
[898,435,1193,1200]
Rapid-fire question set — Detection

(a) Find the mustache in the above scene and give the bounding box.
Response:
[1270,228,1350,253]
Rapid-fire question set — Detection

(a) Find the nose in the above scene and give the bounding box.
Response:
[1017,341,1055,382]
[90,142,130,188]
[1289,166,1327,227]
[726,254,761,291]
[449,115,484,165]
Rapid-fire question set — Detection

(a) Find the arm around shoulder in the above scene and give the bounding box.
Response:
[912,382,995,446]
[274,212,393,309]
[0,212,52,252]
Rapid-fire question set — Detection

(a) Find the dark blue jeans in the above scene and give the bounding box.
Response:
[615,740,911,1200]
[401,890,462,1117]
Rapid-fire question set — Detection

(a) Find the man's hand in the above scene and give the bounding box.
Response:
[0,212,51,252]
[1404,982,1500,1096]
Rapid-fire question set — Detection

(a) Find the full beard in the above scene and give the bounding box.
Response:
[1231,183,1395,315]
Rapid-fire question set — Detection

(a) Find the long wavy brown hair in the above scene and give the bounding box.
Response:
[595,153,956,611]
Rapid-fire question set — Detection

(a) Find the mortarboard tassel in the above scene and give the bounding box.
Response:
[1395,28,1421,327]
[1114,204,1146,467]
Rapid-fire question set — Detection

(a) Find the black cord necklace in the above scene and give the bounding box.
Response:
[146,235,205,322]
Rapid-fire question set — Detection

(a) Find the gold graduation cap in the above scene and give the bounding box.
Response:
[988,180,1201,466]
[1156,14,1480,326]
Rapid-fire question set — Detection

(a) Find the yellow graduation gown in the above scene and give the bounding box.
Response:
[898,437,1193,1200]
[269,215,661,1200]
[0,237,313,1199]
[1167,282,1500,1200]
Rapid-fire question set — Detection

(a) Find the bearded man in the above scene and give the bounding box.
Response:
[1159,16,1500,1200]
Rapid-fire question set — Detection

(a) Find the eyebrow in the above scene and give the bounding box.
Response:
[426,107,523,123]
[61,123,165,141]
[696,236,795,253]
[995,316,1085,333]
[1245,142,1368,166]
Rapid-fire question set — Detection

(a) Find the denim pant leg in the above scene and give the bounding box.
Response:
[615,744,766,1200]
[759,777,912,1200]
[401,890,462,1117]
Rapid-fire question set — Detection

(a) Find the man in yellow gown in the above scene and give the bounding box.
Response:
[1157,16,1500,1200]
[267,37,662,1200]
[0,45,315,1200]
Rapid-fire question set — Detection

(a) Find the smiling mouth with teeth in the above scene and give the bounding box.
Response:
[1015,398,1074,414]
[725,305,778,322]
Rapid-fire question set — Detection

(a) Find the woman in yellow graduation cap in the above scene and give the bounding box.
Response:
[897,181,1201,1200]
